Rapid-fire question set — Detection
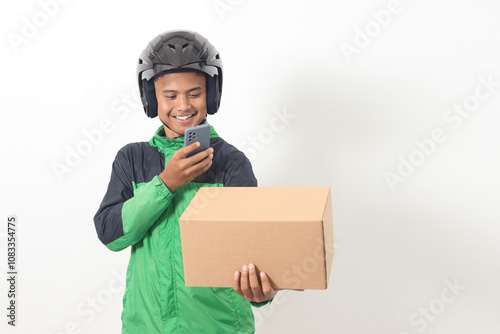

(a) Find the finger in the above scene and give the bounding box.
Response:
[181,142,201,157]
[259,272,276,299]
[184,153,213,177]
[248,264,265,302]
[198,154,213,173]
[186,147,213,165]
[233,271,244,297]
[240,265,253,300]
[190,151,213,169]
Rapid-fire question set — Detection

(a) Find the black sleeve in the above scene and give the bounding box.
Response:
[224,151,258,187]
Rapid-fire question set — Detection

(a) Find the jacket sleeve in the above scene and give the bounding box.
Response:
[223,151,258,187]
[94,146,175,252]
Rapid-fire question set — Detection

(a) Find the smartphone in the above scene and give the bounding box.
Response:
[184,123,211,158]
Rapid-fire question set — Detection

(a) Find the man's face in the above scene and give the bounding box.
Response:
[154,71,208,138]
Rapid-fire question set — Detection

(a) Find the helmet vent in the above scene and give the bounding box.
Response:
[167,42,190,51]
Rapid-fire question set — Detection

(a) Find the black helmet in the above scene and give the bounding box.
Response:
[137,30,223,118]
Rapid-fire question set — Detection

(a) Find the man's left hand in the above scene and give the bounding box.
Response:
[233,263,277,303]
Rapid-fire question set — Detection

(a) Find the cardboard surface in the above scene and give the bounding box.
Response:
[179,187,334,290]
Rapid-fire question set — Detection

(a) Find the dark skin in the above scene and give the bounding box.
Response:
[155,71,278,303]
[155,71,214,192]
[233,263,278,303]
[159,142,213,192]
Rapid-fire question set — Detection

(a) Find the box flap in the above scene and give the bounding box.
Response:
[180,187,331,222]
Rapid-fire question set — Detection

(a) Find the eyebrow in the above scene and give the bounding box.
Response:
[162,86,203,94]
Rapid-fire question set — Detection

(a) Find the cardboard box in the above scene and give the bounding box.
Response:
[179,187,334,290]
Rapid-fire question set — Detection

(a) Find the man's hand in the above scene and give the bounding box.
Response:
[233,263,278,303]
[159,142,213,192]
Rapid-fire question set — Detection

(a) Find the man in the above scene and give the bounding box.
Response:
[94,30,276,333]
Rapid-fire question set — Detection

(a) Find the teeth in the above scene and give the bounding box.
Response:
[176,115,193,120]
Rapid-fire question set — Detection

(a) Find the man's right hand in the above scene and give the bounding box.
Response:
[159,142,214,193]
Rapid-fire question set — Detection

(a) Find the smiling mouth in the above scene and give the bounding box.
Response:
[174,114,194,120]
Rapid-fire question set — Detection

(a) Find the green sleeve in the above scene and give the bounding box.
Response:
[106,175,174,251]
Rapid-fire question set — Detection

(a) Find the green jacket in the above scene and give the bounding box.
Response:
[94,126,265,333]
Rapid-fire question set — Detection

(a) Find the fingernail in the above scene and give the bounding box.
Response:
[242,265,248,272]
[260,272,265,279]
[249,264,255,271]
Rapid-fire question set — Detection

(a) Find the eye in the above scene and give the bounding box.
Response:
[165,95,176,100]
[189,93,201,98]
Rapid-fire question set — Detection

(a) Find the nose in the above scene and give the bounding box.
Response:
[175,94,190,111]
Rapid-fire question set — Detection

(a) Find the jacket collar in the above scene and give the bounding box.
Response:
[149,125,219,152]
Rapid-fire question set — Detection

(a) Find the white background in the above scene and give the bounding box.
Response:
[1,0,500,333]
